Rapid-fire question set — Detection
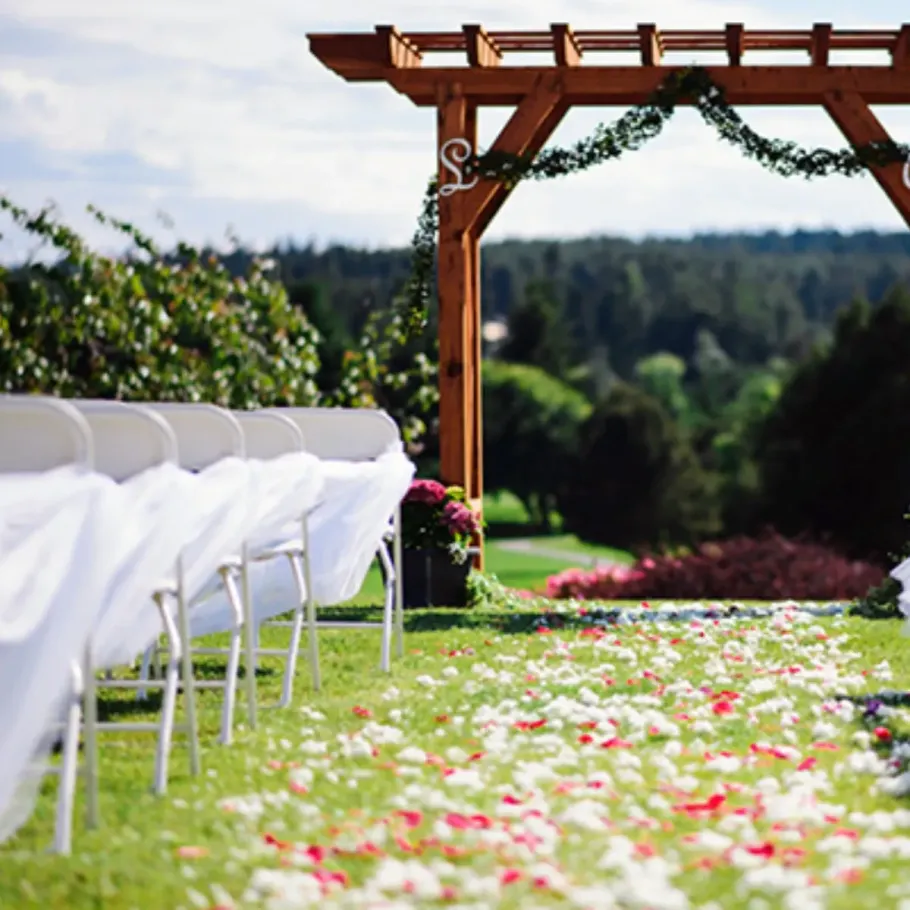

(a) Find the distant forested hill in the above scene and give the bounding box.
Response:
[224,231,910,379]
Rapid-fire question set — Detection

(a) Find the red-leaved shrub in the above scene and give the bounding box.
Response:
[545,531,884,601]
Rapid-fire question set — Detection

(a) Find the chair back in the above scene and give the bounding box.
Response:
[69,401,177,481]
[0,395,93,473]
[142,403,244,470]
[268,407,401,461]
[232,411,304,459]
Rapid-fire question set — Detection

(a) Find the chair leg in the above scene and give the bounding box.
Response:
[240,544,258,731]
[377,542,394,674]
[302,519,320,692]
[136,644,155,701]
[175,561,201,777]
[393,509,404,659]
[53,662,83,855]
[82,642,99,830]
[218,567,244,745]
[251,623,260,676]
[281,553,307,708]
[152,593,181,794]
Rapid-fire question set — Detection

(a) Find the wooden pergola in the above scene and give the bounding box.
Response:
[309,23,910,563]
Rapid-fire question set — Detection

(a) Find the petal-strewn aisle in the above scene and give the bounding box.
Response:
[4,607,910,910]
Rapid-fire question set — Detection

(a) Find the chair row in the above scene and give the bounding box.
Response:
[0,395,415,854]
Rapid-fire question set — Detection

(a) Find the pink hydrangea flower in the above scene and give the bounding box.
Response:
[405,478,447,506]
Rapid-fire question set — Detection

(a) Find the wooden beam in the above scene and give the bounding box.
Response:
[823,90,910,228]
[893,24,910,69]
[638,24,661,66]
[463,24,501,67]
[725,23,744,66]
[551,23,582,66]
[459,73,569,238]
[374,25,422,68]
[436,83,479,530]
[810,23,832,66]
[387,66,910,106]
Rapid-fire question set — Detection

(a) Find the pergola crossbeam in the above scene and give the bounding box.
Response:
[894,25,910,69]
[638,24,661,66]
[307,22,910,566]
[463,24,502,67]
[810,23,831,66]
[726,24,745,66]
[551,23,582,67]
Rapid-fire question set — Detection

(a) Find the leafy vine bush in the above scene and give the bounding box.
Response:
[0,197,322,407]
[328,306,438,450]
[545,531,884,602]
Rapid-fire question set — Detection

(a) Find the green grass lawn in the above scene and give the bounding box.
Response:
[352,537,625,604]
[3,607,910,908]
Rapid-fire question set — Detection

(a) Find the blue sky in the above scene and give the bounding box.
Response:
[1,0,909,259]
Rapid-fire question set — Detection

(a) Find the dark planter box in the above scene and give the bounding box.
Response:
[401,547,471,608]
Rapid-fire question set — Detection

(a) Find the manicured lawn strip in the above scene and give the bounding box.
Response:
[2,609,909,909]
[350,543,599,605]
[525,534,636,565]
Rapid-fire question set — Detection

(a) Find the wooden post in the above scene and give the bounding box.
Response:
[437,76,569,568]
[436,83,483,565]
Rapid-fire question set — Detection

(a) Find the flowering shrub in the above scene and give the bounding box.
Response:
[546,531,884,601]
[401,479,481,563]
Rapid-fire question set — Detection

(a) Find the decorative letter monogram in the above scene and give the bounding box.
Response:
[438,138,478,196]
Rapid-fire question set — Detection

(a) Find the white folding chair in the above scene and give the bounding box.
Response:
[231,411,319,711]
[170,410,323,723]
[67,400,198,821]
[264,407,409,689]
[0,395,95,855]
[136,403,250,745]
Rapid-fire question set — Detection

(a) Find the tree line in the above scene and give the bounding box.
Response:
[256,232,910,564]
[4,199,910,568]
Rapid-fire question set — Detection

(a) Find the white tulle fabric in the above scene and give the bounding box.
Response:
[188,453,325,637]
[188,450,414,635]
[0,457,266,846]
[306,451,414,604]
[91,458,259,668]
[0,467,126,845]
[0,445,410,846]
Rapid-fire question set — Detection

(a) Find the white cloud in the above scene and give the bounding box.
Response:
[0,0,908,255]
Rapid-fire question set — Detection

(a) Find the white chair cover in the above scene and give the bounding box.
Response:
[187,449,413,633]
[89,458,259,668]
[187,453,325,638]
[0,467,125,845]
[306,451,414,605]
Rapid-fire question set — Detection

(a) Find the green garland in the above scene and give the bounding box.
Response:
[398,65,910,336]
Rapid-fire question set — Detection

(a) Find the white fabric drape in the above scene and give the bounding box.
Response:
[89,458,260,669]
[306,451,414,605]
[0,467,126,844]
[189,450,414,636]
[0,442,411,846]
[187,453,325,638]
